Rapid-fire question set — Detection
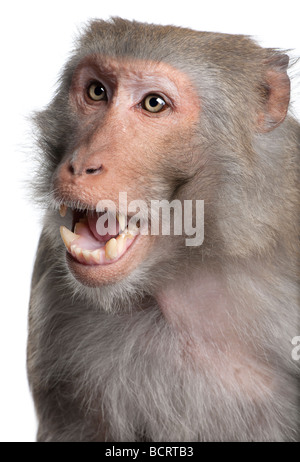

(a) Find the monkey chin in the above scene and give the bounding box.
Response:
[66,234,152,287]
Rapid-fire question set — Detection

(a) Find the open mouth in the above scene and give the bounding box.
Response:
[59,205,138,266]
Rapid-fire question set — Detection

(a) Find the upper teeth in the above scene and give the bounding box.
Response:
[74,222,87,234]
[116,213,126,232]
[59,204,68,217]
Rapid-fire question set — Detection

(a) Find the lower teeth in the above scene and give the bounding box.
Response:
[60,221,135,264]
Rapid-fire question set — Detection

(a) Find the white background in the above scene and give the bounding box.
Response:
[0,0,299,442]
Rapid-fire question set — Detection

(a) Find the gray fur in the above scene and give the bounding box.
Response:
[28,18,299,441]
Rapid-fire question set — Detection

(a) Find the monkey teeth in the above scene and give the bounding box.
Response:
[60,226,80,247]
[105,238,118,260]
[74,222,88,234]
[116,213,126,232]
[59,204,68,217]
[60,224,135,265]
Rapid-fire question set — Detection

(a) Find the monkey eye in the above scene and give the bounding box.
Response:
[142,95,166,113]
[87,82,107,101]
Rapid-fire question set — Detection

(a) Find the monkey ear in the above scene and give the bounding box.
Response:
[257,54,290,132]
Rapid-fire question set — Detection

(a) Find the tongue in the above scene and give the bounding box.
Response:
[87,212,120,243]
[73,221,105,250]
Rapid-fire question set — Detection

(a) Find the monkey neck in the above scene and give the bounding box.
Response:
[155,269,274,399]
[155,264,263,363]
[156,271,231,347]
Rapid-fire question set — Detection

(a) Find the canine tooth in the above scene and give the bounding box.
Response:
[105,238,118,260]
[74,222,89,234]
[60,226,80,250]
[117,213,126,232]
[59,205,68,217]
[116,234,126,254]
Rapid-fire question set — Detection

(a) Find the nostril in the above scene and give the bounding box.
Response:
[67,159,103,176]
[68,163,75,175]
[86,165,103,175]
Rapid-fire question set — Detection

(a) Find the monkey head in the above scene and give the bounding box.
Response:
[33,18,291,295]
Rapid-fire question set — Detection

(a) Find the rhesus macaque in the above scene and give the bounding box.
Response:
[27,18,300,442]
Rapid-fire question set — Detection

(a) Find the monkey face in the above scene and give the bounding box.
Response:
[34,25,292,290]
[52,57,201,287]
